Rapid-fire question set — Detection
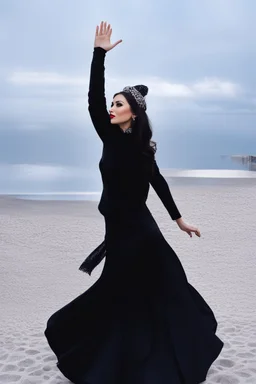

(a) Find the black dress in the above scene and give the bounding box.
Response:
[44,47,224,384]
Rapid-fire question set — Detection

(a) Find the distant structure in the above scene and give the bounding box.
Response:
[221,155,256,171]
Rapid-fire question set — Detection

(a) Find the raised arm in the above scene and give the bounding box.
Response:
[88,22,122,142]
[150,159,182,221]
[88,47,111,142]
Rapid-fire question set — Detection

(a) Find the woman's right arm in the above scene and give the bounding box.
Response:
[88,22,122,142]
[88,47,111,142]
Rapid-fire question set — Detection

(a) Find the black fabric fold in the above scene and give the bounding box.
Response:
[79,240,106,275]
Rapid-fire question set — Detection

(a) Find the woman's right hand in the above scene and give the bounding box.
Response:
[94,21,122,52]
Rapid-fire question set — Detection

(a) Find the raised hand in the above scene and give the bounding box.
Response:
[94,21,122,52]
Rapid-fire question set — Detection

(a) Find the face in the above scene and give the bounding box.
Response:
[109,94,136,125]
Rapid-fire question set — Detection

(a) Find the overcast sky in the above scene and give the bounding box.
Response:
[0,0,255,193]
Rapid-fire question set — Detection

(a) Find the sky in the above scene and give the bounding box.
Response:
[0,0,255,193]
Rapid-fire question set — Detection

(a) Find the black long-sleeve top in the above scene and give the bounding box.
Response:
[88,47,182,221]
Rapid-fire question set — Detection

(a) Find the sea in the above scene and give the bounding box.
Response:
[2,168,256,201]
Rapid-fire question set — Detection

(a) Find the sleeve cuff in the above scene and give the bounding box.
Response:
[172,213,182,220]
[93,47,107,56]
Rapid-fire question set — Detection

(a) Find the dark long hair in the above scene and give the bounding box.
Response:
[113,90,157,177]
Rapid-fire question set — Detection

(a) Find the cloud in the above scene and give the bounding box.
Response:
[143,76,240,99]
[7,70,241,100]
[8,71,88,86]
[192,78,240,98]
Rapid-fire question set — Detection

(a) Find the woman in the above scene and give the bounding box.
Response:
[45,21,224,384]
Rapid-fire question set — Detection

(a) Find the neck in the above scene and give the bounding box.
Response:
[119,121,132,132]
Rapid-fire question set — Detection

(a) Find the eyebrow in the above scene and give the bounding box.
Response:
[111,100,124,104]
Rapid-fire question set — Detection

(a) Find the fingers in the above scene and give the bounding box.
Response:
[98,21,113,36]
[96,21,122,51]
[195,229,201,237]
[103,21,107,34]
[190,226,201,237]
[99,21,108,35]
[186,228,201,237]
[107,27,112,37]
[111,39,123,48]
[99,21,104,35]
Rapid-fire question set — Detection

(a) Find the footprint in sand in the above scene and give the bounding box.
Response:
[2,364,19,372]
[29,369,46,376]
[207,367,218,375]
[0,373,21,382]
[43,365,52,371]
[18,358,35,367]
[9,355,22,362]
[226,349,237,354]
[0,353,9,361]
[43,346,51,351]
[237,352,254,358]
[223,327,236,333]
[21,378,40,384]
[217,358,235,368]
[27,365,42,373]
[25,349,40,355]
[30,333,43,338]
[43,355,56,362]
[232,341,244,345]
[234,370,251,378]
[211,373,239,384]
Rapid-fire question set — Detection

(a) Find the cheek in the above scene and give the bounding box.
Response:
[118,107,131,118]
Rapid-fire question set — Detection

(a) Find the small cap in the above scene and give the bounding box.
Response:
[134,85,148,97]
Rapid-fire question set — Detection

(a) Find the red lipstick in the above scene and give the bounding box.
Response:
[109,114,115,119]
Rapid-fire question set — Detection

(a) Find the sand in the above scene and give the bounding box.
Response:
[0,182,256,383]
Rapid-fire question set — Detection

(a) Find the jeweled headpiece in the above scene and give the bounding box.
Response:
[122,85,148,110]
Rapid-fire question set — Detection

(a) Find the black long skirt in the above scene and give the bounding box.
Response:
[44,205,224,384]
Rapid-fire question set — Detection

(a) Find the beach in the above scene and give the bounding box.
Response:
[0,181,256,383]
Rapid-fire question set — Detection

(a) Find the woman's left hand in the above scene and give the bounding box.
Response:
[176,218,201,238]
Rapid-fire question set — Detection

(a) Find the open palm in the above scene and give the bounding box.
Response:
[94,21,122,52]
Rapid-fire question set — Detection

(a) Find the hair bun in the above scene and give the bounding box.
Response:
[134,85,148,97]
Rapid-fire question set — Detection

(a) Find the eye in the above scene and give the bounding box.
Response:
[116,103,122,107]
